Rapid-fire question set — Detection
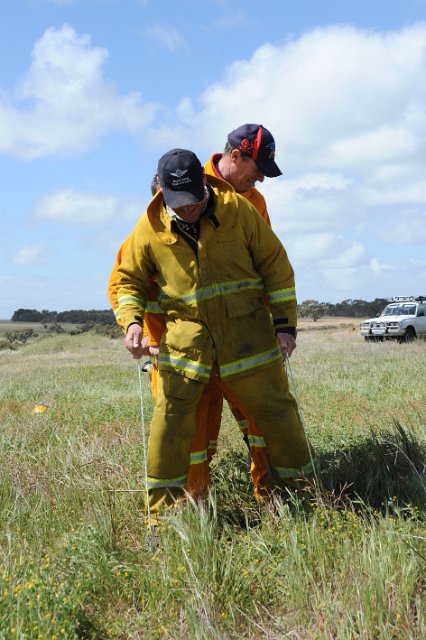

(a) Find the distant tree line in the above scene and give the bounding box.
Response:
[11,308,115,324]
[11,299,389,324]
[298,298,389,321]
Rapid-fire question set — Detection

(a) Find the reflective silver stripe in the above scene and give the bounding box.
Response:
[247,434,266,448]
[220,346,281,378]
[145,300,163,314]
[207,440,218,449]
[159,353,212,380]
[147,474,187,489]
[237,419,249,431]
[275,459,316,479]
[158,278,264,307]
[268,287,296,303]
[117,295,146,309]
[190,450,207,465]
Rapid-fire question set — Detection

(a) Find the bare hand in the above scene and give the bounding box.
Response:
[277,333,296,357]
[148,345,160,369]
[125,324,144,359]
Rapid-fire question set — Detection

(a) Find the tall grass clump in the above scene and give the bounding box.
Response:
[0,330,425,638]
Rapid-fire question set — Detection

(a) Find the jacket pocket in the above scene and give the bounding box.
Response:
[225,295,264,319]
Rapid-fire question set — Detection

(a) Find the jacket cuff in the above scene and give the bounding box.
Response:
[275,327,297,338]
[126,321,143,333]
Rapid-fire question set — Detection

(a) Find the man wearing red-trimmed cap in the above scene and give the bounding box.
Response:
[204,124,288,500]
[205,123,282,227]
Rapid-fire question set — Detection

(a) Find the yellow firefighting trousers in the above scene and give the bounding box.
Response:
[146,360,316,517]
[148,368,271,501]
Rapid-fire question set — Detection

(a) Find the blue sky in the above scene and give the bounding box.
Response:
[1,0,426,319]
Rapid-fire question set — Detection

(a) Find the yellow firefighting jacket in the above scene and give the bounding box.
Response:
[117,175,297,382]
[107,237,165,340]
[108,155,271,334]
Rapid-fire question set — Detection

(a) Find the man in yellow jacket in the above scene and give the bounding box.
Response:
[117,148,316,520]
[108,125,286,499]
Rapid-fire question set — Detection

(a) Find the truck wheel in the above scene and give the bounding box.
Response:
[402,327,416,343]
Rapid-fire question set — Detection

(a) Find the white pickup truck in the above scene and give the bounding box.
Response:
[360,296,426,342]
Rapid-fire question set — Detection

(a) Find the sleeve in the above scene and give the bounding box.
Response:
[253,191,271,226]
[107,238,129,333]
[143,284,166,346]
[238,197,297,331]
[243,188,271,226]
[116,219,155,333]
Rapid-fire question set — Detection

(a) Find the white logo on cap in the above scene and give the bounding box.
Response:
[170,169,188,178]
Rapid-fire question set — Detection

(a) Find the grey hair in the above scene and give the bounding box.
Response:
[224,141,250,159]
[150,174,161,196]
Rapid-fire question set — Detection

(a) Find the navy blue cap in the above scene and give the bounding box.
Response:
[157,149,205,208]
[227,124,282,177]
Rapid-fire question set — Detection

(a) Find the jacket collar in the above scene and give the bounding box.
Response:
[146,173,239,242]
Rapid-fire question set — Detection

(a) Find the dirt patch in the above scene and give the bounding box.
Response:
[297,316,360,332]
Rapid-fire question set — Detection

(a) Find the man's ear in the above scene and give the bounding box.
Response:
[230,148,241,162]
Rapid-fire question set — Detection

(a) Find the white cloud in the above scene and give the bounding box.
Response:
[13,243,44,266]
[381,211,426,244]
[144,25,189,53]
[155,23,426,183]
[152,25,422,163]
[287,234,367,268]
[152,22,425,302]
[318,266,359,293]
[4,22,425,305]
[0,24,158,159]
[35,190,145,225]
[331,125,417,165]
[262,172,353,233]
[370,258,392,275]
[319,242,367,269]
[362,181,426,207]
[286,232,338,263]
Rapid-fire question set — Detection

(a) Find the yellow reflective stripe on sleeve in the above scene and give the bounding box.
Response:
[268,287,296,303]
[190,450,208,465]
[207,440,218,450]
[220,346,281,378]
[158,353,212,381]
[147,474,187,489]
[118,294,146,309]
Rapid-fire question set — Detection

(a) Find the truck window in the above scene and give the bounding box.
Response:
[401,305,416,315]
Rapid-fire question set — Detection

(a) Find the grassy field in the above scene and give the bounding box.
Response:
[0,321,82,334]
[0,325,425,639]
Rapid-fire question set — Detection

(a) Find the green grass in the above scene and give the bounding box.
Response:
[0,331,425,638]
